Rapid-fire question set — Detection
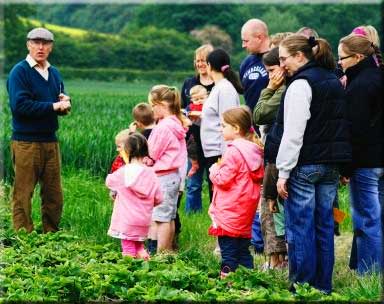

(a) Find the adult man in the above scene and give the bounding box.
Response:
[240,19,270,112]
[7,27,71,233]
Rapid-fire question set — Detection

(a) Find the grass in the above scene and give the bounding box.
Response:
[1,79,382,301]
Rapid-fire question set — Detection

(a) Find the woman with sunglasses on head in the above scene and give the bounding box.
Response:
[338,34,384,275]
[266,34,351,294]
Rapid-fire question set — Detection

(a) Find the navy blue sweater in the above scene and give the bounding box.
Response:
[7,60,65,142]
[239,54,269,112]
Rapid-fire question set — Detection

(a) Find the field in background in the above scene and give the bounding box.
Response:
[0,80,381,301]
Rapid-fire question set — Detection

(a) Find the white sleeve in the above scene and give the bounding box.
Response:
[276,79,312,179]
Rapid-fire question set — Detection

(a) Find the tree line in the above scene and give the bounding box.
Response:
[3,3,382,77]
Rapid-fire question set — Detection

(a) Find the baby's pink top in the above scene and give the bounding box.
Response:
[148,115,187,173]
[208,138,264,237]
[106,163,163,240]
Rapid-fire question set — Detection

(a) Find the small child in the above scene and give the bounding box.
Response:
[106,131,163,259]
[186,85,208,177]
[208,106,264,278]
[147,84,188,253]
[188,85,207,115]
[110,103,155,175]
[130,102,156,139]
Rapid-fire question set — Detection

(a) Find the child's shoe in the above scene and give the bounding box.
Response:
[220,266,231,279]
[137,249,150,260]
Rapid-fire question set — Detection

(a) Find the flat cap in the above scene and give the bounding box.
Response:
[27,27,54,41]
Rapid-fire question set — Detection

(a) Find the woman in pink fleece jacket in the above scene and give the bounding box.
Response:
[106,131,163,259]
[147,85,188,253]
[208,106,264,277]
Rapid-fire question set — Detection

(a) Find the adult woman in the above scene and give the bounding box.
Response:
[181,44,214,213]
[338,34,383,275]
[201,48,242,200]
[267,35,351,293]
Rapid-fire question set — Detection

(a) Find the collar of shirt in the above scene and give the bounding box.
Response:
[26,54,51,70]
[26,54,51,80]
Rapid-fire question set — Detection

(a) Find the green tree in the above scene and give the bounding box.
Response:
[3,4,36,72]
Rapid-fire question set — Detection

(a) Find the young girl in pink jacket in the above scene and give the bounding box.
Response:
[106,131,163,259]
[208,106,264,277]
[147,85,188,253]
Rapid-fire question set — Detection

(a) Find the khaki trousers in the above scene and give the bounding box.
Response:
[11,141,63,233]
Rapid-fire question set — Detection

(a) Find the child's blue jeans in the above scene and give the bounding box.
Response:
[218,236,253,272]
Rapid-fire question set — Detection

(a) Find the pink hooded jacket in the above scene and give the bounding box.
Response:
[148,115,187,174]
[208,138,264,237]
[106,163,163,240]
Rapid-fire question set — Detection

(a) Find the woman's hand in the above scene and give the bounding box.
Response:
[267,69,285,90]
[277,178,288,200]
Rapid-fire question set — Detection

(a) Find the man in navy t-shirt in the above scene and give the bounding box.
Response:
[240,19,270,112]
[7,28,71,233]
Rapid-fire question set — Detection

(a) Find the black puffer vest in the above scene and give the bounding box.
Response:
[265,61,351,165]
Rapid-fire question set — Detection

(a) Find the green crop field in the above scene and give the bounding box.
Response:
[0,79,381,302]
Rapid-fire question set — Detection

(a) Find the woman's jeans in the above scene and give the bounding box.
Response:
[185,156,220,213]
[185,159,208,213]
[349,167,384,274]
[285,164,338,294]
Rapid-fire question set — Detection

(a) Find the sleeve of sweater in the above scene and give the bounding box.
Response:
[217,81,240,117]
[7,65,55,118]
[276,79,312,179]
[254,86,285,125]
[105,167,125,191]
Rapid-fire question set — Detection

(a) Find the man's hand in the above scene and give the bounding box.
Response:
[277,177,288,200]
[53,94,71,113]
[53,100,71,112]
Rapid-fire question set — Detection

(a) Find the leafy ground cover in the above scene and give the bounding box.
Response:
[1,80,382,302]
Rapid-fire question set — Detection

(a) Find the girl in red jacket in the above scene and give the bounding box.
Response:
[208,106,264,278]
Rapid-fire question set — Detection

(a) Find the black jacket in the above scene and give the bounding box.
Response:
[344,55,384,172]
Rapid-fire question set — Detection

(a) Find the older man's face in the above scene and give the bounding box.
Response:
[27,39,53,65]
[241,28,262,54]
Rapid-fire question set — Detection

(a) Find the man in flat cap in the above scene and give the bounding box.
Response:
[7,27,71,233]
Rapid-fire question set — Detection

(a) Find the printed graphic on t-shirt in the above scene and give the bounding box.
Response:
[243,66,268,81]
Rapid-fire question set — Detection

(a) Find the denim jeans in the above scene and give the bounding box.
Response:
[218,236,253,271]
[349,167,384,274]
[251,211,264,254]
[285,164,338,294]
[185,159,208,213]
[185,156,220,213]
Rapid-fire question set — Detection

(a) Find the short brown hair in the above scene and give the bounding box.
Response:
[132,103,154,126]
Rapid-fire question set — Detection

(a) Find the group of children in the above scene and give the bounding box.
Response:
[105,84,264,276]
